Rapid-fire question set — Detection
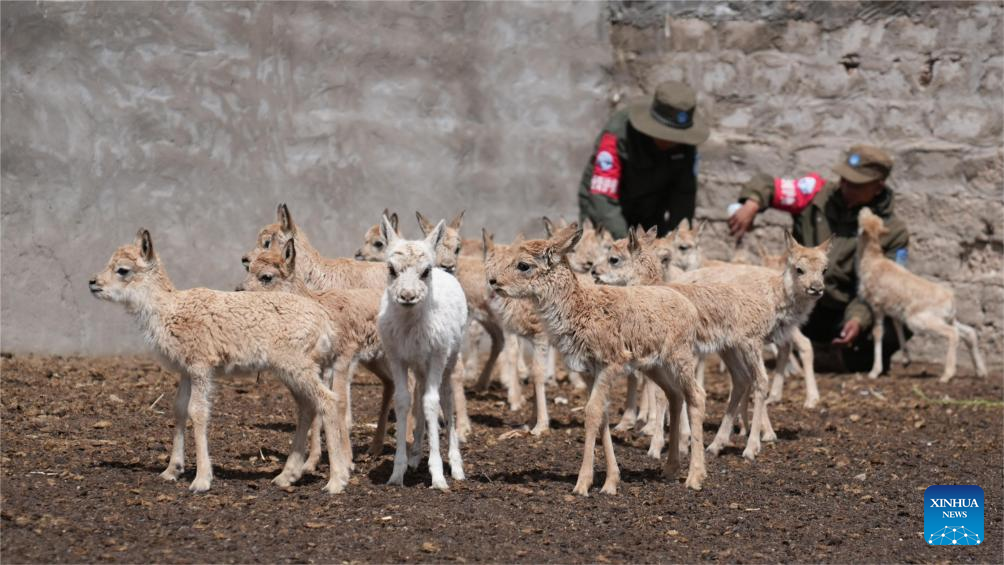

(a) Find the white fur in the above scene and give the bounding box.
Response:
[378,217,468,489]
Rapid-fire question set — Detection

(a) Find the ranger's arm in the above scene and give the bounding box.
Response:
[578,131,629,239]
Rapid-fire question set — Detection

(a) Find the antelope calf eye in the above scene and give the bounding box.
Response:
[263,240,271,249]
[116,267,131,276]
[822,267,829,275]
[388,265,398,278]
[678,245,690,251]
[374,241,384,249]
[609,257,620,265]
[796,267,805,275]
[516,261,530,272]
[421,267,431,279]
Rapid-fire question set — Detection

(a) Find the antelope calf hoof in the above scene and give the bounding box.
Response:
[450,466,466,481]
[804,397,820,409]
[766,393,782,405]
[572,478,592,497]
[159,465,183,482]
[647,445,663,459]
[300,461,318,475]
[762,431,778,443]
[189,477,212,493]
[386,472,405,487]
[937,375,954,384]
[685,476,704,491]
[430,478,449,491]
[600,480,619,496]
[705,443,724,457]
[322,480,346,495]
[530,425,550,437]
[742,447,759,462]
[272,473,295,488]
[867,370,881,380]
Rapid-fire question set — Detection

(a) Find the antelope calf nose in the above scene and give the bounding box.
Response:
[88,278,97,286]
[488,278,497,286]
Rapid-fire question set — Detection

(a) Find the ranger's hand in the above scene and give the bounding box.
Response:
[728,200,759,241]
[832,319,861,346]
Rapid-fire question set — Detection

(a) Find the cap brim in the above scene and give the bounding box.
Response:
[628,102,710,146]
[832,162,882,184]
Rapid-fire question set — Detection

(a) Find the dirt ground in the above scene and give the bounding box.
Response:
[2,353,1001,564]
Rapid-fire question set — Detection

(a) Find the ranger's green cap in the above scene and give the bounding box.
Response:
[628,81,710,146]
[832,145,893,183]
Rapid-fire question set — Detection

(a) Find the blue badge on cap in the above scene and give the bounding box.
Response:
[677,111,688,124]
[849,153,861,167]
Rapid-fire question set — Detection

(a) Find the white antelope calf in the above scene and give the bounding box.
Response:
[89,230,345,494]
[378,216,468,489]
[238,239,394,473]
[485,224,707,493]
[858,208,987,382]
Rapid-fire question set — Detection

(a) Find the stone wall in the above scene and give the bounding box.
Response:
[2,1,1001,368]
[1,1,610,354]
[605,1,1003,369]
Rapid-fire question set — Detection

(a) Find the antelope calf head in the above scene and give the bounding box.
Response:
[484,224,582,299]
[354,209,398,262]
[384,215,443,307]
[544,217,610,275]
[783,232,831,299]
[89,229,167,306]
[417,210,465,274]
[237,239,298,293]
[667,218,705,272]
[591,226,659,286]
[242,203,297,271]
[857,207,889,239]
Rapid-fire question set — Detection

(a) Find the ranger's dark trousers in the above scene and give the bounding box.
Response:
[801,305,911,374]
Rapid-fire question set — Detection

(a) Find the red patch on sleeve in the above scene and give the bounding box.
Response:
[772,172,823,214]
[589,132,621,200]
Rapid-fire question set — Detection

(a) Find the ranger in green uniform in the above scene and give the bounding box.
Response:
[729,145,910,373]
[578,81,710,239]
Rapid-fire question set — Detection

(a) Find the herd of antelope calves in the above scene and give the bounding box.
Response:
[88,204,988,496]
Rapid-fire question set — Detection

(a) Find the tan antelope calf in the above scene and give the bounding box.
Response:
[754,243,819,408]
[238,239,394,473]
[243,204,387,290]
[673,234,830,457]
[482,231,554,435]
[354,209,399,261]
[485,224,707,493]
[594,227,828,460]
[89,230,345,494]
[858,208,987,382]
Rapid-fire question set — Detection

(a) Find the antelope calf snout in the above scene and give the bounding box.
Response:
[88,277,101,293]
[241,255,251,271]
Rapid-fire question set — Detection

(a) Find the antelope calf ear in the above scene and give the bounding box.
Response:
[678,218,691,232]
[694,220,707,238]
[817,237,833,255]
[383,208,400,232]
[424,219,446,250]
[277,203,295,234]
[381,214,400,248]
[628,227,642,255]
[481,228,495,260]
[282,239,297,271]
[783,230,797,250]
[542,216,556,237]
[449,210,465,230]
[136,228,155,262]
[415,211,436,236]
[545,224,583,264]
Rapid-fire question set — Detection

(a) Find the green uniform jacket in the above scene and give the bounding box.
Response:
[739,173,909,331]
[577,109,697,239]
